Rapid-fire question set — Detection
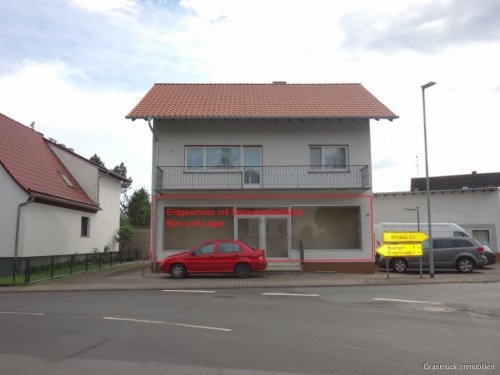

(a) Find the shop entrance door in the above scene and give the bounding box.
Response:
[237,216,288,258]
[265,218,288,257]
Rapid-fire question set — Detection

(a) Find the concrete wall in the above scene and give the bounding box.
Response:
[0,165,29,257]
[125,228,151,256]
[373,189,500,252]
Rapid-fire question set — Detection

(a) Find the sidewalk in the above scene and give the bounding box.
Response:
[1,261,500,292]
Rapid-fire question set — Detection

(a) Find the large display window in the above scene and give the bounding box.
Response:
[291,206,361,249]
[164,207,234,250]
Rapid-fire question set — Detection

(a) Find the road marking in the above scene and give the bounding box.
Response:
[0,311,45,316]
[162,290,216,294]
[373,298,440,304]
[103,316,232,332]
[262,292,320,297]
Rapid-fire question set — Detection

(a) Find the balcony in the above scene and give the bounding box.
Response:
[156,165,370,190]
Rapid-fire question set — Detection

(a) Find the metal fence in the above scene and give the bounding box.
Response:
[0,249,141,285]
[157,165,370,190]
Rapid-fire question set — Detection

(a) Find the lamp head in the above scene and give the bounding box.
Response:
[421,81,436,90]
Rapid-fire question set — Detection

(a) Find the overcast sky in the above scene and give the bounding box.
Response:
[1,0,499,193]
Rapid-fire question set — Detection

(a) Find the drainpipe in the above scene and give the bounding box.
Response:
[14,196,35,279]
[148,117,159,270]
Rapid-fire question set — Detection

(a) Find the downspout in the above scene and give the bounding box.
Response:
[14,196,35,279]
[148,117,160,270]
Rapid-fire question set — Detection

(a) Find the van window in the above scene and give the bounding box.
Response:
[453,231,468,237]
[450,239,473,248]
[433,239,473,249]
[434,239,452,249]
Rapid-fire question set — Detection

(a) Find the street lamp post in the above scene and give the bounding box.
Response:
[421,81,436,278]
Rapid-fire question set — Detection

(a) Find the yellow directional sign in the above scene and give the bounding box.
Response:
[383,232,429,243]
[376,243,423,257]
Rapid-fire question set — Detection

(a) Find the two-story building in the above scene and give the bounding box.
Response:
[0,112,126,260]
[127,83,397,273]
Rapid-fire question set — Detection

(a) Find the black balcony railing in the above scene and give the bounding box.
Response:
[156,165,370,190]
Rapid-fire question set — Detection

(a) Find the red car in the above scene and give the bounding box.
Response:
[159,240,267,279]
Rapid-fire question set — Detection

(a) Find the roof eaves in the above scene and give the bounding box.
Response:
[128,115,399,121]
[30,191,101,213]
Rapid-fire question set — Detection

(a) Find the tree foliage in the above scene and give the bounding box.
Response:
[113,162,133,195]
[90,154,105,167]
[115,218,133,249]
[127,188,151,228]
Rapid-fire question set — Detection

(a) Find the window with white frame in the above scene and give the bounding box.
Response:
[185,146,261,170]
[309,145,348,170]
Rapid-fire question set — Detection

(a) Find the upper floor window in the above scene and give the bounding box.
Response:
[309,145,348,170]
[185,146,261,170]
[187,146,240,169]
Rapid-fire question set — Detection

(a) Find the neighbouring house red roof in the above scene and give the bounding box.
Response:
[0,113,99,212]
[126,83,398,120]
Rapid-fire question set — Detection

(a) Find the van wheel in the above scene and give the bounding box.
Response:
[456,257,474,273]
[391,258,407,273]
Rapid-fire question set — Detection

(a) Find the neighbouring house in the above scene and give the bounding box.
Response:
[0,112,127,260]
[126,83,398,273]
[374,171,500,258]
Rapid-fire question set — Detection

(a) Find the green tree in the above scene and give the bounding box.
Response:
[90,154,105,167]
[115,217,133,250]
[113,162,133,195]
[127,188,151,228]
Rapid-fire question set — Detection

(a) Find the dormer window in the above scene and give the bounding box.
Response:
[59,172,74,187]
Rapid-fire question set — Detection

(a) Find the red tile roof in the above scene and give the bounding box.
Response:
[0,113,99,211]
[126,83,398,120]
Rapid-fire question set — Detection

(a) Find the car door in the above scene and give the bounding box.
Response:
[186,242,216,273]
[433,239,453,267]
[213,241,242,272]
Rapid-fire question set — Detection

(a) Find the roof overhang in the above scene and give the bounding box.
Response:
[30,191,100,213]
[126,115,398,122]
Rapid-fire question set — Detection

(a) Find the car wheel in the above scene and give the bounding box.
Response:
[390,258,407,273]
[235,263,251,278]
[170,263,186,279]
[456,257,475,273]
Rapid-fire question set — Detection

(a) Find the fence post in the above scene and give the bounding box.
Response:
[299,240,305,272]
[24,258,31,284]
[70,255,74,274]
[98,252,102,270]
[85,253,89,272]
[110,252,113,267]
[50,256,54,279]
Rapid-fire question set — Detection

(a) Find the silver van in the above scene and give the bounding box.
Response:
[378,237,487,273]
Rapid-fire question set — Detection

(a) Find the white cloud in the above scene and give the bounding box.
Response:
[67,0,138,15]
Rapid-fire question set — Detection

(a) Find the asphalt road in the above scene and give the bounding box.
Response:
[1,283,499,375]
